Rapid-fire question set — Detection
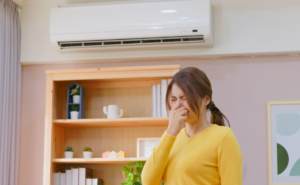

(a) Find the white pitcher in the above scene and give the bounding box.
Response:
[103,105,123,119]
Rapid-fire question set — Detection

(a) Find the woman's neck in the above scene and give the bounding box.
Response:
[185,116,213,138]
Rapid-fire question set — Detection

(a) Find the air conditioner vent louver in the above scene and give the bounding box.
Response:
[104,41,122,45]
[142,39,161,43]
[183,37,203,41]
[84,42,102,46]
[58,35,204,49]
[163,38,182,42]
[123,40,141,44]
[60,43,83,47]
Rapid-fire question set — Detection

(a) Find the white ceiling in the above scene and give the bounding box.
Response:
[14,0,281,7]
[14,0,298,14]
[14,0,124,6]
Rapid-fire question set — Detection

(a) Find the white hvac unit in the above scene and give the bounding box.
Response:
[50,0,213,51]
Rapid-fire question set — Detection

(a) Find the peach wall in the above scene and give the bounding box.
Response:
[19,55,300,185]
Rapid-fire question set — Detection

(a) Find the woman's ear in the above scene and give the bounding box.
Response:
[204,95,211,106]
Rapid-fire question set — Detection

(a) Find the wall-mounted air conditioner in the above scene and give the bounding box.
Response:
[50,0,213,51]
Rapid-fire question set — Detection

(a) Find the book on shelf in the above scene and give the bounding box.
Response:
[71,168,79,185]
[151,85,157,117]
[60,173,66,185]
[86,178,103,185]
[160,79,168,117]
[79,168,93,185]
[151,78,172,117]
[53,172,66,185]
[92,179,103,185]
[167,78,172,85]
[66,170,72,185]
[156,84,161,117]
[85,179,92,185]
[53,172,60,185]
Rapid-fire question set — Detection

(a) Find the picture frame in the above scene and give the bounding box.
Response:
[137,138,160,158]
[268,101,300,185]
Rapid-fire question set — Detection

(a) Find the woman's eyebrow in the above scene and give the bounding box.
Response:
[170,95,185,98]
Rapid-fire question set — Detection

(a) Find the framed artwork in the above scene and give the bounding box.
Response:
[268,101,300,185]
[137,138,160,158]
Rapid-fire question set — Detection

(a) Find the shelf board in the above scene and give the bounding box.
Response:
[52,157,148,164]
[53,117,169,128]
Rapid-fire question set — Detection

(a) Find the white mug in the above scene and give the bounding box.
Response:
[103,104,123,119]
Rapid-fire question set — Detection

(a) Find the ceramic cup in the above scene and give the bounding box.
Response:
[103,104,123,119]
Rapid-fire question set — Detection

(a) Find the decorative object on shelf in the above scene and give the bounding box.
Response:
[268,101,300,185]
[102,151,110,158]
[137,138,160,157]
[117,151,126,158]
[67,83,85,119]
[122,161,143,185]
[83,147,93,158]
[109,151,117,159]
[70,85,81,103]
[103,104,123,119]
[69,105,80,119]
[64,146,74,158]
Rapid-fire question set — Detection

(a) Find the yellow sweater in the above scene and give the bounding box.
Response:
[141,124,243,185]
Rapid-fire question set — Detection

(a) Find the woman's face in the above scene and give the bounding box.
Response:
[170,83,196,122]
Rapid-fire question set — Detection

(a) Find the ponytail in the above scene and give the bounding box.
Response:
[208,101,230,127]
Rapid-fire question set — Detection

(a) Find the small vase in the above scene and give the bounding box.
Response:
[70,111,79,119]
[64,151,73,158]
[83,151,93,158]
[73,95,80,103]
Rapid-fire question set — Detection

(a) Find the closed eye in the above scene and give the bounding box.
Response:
[171,95,185,101]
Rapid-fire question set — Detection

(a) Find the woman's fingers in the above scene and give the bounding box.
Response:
[171,102,181,111]
[180,115,187,121]
[177,109,188,116]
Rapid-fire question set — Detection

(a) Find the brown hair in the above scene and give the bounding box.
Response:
[165,67,230,127]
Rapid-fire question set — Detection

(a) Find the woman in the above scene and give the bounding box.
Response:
[141,67,242,185]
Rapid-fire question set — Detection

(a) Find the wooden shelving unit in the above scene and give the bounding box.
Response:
[53,117,169,128]
[43,65,180,185]
[52,157,148,165]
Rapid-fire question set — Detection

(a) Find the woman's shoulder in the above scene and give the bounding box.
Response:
[212,124,232,132]
[211,124,236,139]
[178,124,233,138]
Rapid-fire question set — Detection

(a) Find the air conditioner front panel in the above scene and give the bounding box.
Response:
[50,27,212,50]
[50,0,211,35]
[50,27,210,42]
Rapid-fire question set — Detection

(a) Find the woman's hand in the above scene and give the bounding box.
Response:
[167,102,188,137]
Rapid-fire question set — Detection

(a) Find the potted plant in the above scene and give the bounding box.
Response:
[70,105,79,119]
[83,147,93,158]
[64,146,73,158]
[70,85,80,103]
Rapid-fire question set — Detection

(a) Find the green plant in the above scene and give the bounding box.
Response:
[84,147,92,152]
[69,105,79,111]
[122,161,143,185]
[121,161,165,185]
[70,85,80,96]
[65,146,73,152]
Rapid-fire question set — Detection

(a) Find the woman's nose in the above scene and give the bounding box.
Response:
[175,100,184,107]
